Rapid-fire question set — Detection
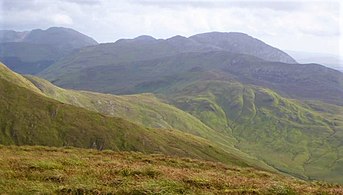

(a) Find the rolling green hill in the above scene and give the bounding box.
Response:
[158,74,343,183]
[29,67,343,183]
[25,75,275,171]
[0,62,254,166]
[1,145,342,194]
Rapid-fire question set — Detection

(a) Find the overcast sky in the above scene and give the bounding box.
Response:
[0,0,342,57]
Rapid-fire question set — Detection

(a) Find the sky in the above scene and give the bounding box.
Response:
[0,0,342,58]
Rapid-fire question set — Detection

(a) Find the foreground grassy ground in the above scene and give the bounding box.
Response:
[0,145,342,194]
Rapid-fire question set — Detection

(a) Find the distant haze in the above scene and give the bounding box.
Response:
[0,0,342,60]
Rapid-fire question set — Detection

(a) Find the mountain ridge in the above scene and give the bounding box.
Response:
[189,32,296,63]
[40,50,343,105]
[0,27,98,47]
[0,27,98,74]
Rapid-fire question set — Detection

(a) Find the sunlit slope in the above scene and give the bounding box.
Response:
[0,63,252,165]
[162,77,343,182]
[26,75,218,135]
[0,62,42,94]
[27,70,343,182]
[25,75,274,171]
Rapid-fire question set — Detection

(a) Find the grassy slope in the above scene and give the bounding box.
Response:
[0,63,42,94]
[26,75,275,171]
[28,70,343,183]
[161,77,343,183]
[0,63,253,166]
[1,145,342,194]
[26,75,219,135]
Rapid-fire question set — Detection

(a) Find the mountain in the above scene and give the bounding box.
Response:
[0,30,29,42]
[0,27,98,74]
[189,32,296,63]
[4,30,343,184]
[30,63,343,182]
[38,31,296,82]
[0,62,252,165]
[160,74,343,182]
[0,27,97,50]
[1,145,342,194]
[41,50,343,105]
[0,42,61,74]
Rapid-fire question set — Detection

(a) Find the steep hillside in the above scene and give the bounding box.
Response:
[0,62,42,94]
[25,75,274,171]
[0,27,98,74]
[26,75,219,133]
[0,62,252,165]
[2,145,342,194]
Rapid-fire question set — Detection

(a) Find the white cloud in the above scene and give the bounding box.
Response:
[0,0,341,56]
[52,14,73,25]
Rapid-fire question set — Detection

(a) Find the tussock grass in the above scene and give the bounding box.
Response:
[1,145,342,194]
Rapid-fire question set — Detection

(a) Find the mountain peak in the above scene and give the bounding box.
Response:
[189,31,296,63]
[0,27,98,48]
[25,27,98,47]
[191,31,249,37]
[46,26,73,31]
[134,35,156,41]
[167,35,187,40]
[0,30,29,43]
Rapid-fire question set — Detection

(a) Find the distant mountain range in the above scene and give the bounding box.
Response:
[1,27,343,184]
[0,27,98,74]
[39,32,342,106]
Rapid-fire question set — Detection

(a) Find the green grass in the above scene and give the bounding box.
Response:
[0,62,255,166]
[0,63,42,94]
[4,61,343,184]
[26,75,276,172]
[28,65,343,183]
[162,78,343,183]
[26,75,218,135]
[1,145,342,194]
